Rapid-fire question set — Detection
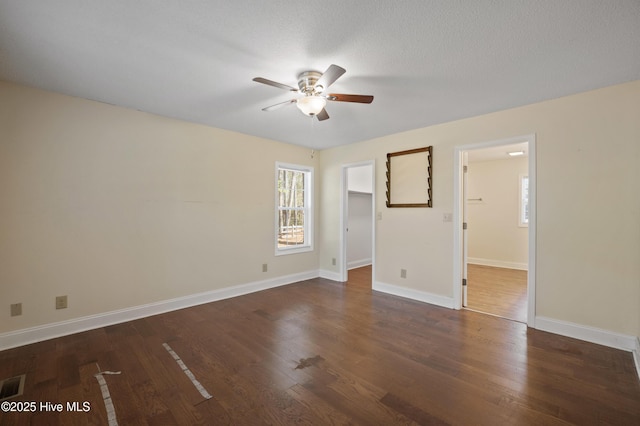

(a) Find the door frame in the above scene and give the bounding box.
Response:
[453,134,537,327]
[340,160,376,284]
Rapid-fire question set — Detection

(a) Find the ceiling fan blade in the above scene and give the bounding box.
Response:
[261,99,296,111]
[328,93,374,104]
[314,64,346,91]
[253,77,298,92]
[316,108,330,121]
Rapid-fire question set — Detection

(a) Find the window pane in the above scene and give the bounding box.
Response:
[278,169,305,208]
[276,163,312,254]
[278,210,305,248]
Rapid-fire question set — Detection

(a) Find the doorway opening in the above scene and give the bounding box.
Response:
[453,135,536,327]
[340,161,375,287]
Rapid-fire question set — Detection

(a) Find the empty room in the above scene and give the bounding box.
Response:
[1,1,639,425]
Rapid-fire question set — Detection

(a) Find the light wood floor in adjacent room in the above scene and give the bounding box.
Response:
[1,268,639,425]
[347,264,372,289]
[466,264,528,323]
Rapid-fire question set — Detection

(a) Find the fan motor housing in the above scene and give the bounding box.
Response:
[297,71,323,94]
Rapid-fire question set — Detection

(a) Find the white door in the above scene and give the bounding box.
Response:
[462,152,469,307]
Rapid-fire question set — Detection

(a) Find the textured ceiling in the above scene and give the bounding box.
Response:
[1,1,639,149]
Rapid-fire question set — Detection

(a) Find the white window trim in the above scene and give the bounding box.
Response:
[275,162,314,256]
[519,173,529,227]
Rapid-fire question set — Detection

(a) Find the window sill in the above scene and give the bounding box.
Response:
[275,245,313,256]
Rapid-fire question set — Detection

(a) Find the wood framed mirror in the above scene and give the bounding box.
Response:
[385,146,432,207]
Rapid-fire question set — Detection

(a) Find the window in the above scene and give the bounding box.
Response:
[275,163,313,255]
[519,174,529,227]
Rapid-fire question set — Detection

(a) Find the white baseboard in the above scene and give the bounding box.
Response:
[373,281,455,309]
[535,317,640,381]
[468,257,527,271]
[535,316,638,351]
[634,337,640,381]
[319,269,343,281]
[0,270,319,351]
[348,258,372,270]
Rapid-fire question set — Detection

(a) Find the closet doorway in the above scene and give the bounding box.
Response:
[340,161,375,286]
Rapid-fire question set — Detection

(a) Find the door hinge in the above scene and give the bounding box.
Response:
[463,222,467,230]
[463,165,468,173]
[462,278,467,286]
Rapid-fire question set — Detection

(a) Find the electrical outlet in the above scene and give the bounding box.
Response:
[10,303,22,317]
[400,269,407,278]
[56,295,68,310]
[262,263,268,272]
[332,258,336,266]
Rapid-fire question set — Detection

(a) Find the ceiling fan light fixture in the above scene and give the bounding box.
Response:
[254,64,373,121]
[296,95,326,116]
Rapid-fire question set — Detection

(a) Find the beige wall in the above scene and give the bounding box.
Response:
[0,81,319,333]
[2,79,639,341]
[320,80,640,338]
[467,157,528,268]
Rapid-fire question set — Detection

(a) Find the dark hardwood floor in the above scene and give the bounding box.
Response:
[466,264,528,323]
[1,269,639,425]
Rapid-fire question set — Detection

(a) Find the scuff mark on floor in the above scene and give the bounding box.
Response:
[294,355,323,370]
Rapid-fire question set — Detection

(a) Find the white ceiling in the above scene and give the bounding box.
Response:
[1,1,639,150]
[467,142,528,163]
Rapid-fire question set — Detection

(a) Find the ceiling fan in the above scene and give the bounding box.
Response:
[252,64,373,121]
